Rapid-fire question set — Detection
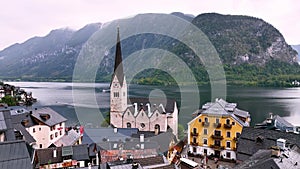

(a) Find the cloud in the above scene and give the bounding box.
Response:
[0,0,299,50]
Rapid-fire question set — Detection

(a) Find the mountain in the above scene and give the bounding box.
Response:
[0,23,101,81]
[291,45,300,61]
[0,13,299,86]
[192,13,298,65]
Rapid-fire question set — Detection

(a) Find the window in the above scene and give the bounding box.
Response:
[232,121,235,125]
[214,130,221,136]
[55,132,58,137]
[227,131,231,138]
[226,119,230,124]
[39,128,41,131]
[193,147,196,153]
[155,124,160,132]
[127,122,131,128]
[193,128,197,134]
[216,118,220,123]
[127,111,130,116]
[59,123,62,126]
[226,152,231,158]
[33,128,36,133]
[140,123,145,128]
[114,92,119,98]
[39,144,42,148]
[236,132,241,138]
[193,137,197,143]
[60,130,62,135]
[204,129,208,135]
[215,140,221,146]
[50,134,53,140]
[204,149,207,155]
[205,117,208,123]
[203,138,207,145]
[226,141,231,148]
[198,118,202,122]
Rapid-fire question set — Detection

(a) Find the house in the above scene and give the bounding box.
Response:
[236,127,300,162]
[0,140,33,169]
[82,127,176,165]
[27,107,67,149]
[109,28,178,137]
[255,113,299,134]
[234,146,300,169]
[187,98,251,161]
[34,144,89,168]
[0,86,5,100]
[106,155,171,169]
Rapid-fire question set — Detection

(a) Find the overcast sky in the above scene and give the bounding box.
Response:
[0,0,299,50]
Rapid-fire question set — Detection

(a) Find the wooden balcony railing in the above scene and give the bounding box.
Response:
[190,142,198,146]
[213,123,221,128]
[211,135,224,140]
[190,132,199,136]
[202,122,210,127]
[224,123,232,129]
[210,144,225,150]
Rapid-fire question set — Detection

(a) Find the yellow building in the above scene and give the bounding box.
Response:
[187,98,251,160]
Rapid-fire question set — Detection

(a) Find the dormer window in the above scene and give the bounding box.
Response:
[40,113,50,120]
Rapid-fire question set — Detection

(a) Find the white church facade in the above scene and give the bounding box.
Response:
[110,28,178,137]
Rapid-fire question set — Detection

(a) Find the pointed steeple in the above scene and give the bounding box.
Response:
[112,27,124,86]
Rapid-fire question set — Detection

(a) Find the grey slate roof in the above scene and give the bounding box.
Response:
[82,128,136,145]
[72,144,89,161]
[236,127,300,161]
[53,129,80,147]
[0,111,7,131]
[31,107,67,126]
[0,140,32,169]
[128,98,176,113]
[14,124,36,144]
[1,110,15,141]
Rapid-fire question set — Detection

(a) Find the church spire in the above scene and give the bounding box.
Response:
[112,27,124,86]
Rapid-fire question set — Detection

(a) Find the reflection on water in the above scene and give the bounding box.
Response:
[6,82,300,127]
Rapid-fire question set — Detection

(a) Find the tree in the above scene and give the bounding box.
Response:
[0,95,17,106]
[178,124,186,140]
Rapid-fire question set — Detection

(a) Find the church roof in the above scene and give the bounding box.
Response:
[128,97,176,113]
[111,27,125,87]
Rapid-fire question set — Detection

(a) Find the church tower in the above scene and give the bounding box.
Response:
[110,28,128,127]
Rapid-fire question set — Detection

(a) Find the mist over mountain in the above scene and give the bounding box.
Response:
[0,13,299,86]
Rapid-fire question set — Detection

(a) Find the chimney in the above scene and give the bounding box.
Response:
[133,103,138,114]
[140,134,144,142]
[53,149,57,158]
[277,138,286,150]
[146,103,151,113]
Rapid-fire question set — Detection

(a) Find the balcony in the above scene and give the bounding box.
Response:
[224,123,232,129]
[202,122,210,127]
[210,144,225,150]
[190,142,198,146]
[190,132,199,136]
[211,135,224,140]
[213,123,221,128]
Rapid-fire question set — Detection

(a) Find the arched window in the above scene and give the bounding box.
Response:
[140,123,145,128]
[226,119,230,124]
[126,122,131,128]
[155,124,160,133]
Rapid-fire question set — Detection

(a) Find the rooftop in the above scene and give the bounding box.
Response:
[0,140,32,169]
[31,107,67,126]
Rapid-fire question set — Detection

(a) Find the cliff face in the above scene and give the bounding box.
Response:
[192,13,298,65]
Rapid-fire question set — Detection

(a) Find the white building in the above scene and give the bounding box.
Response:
[27,107,67,149]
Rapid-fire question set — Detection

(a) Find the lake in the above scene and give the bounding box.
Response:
[6,82,300,128]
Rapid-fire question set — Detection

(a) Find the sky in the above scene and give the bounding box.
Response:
[0,0,299,50]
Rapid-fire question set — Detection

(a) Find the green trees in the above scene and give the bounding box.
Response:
[0,95,17,106]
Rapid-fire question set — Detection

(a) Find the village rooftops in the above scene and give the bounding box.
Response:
[0,140,32,169]
[31,107,67,126]
[53,129,80,147]
[236,127,300,161]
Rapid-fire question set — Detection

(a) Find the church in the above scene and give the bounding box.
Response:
[110,28,179,137]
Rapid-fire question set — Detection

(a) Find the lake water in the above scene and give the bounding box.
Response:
[6,82,300,128]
